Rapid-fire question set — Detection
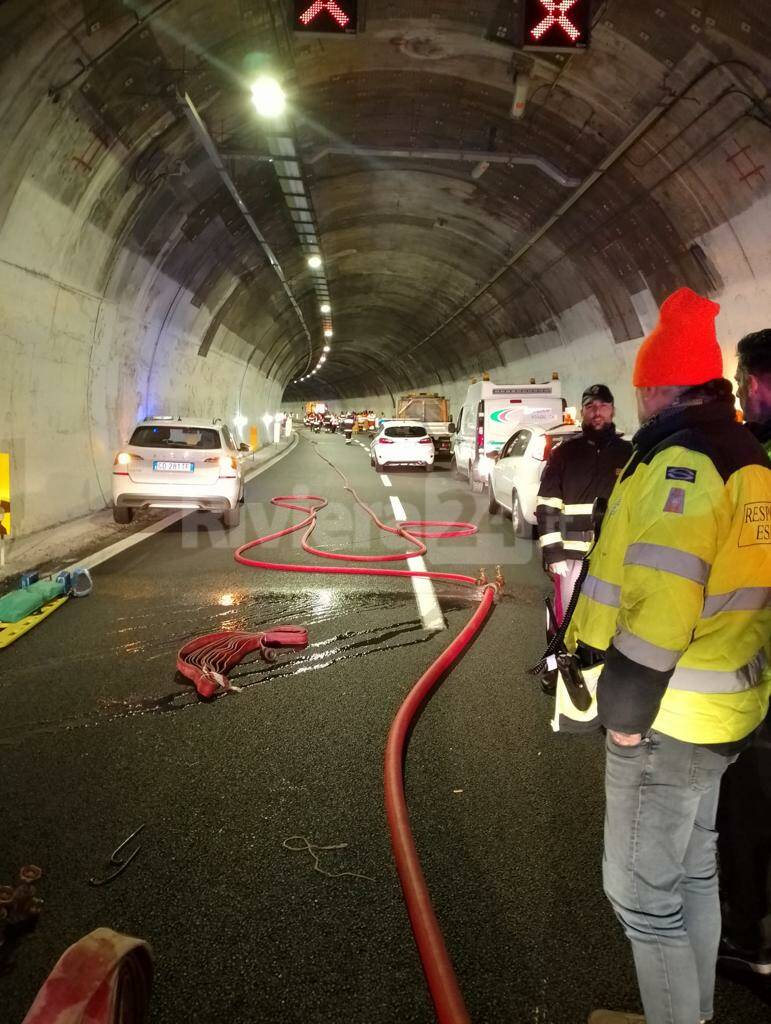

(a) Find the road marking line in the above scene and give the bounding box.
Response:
[380,474,392,488]
[389,495,445,632]
[79,438,298,572]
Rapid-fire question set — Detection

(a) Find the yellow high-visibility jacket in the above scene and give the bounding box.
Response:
[569,395,771,746]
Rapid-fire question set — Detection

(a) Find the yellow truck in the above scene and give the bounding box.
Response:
[395,393,453,459]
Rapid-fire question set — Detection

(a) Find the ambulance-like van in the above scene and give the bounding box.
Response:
[451,376,564,491]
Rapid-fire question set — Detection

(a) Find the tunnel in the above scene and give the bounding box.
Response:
[1,3,770,1024]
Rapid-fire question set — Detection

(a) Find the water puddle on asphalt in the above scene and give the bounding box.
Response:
[0,591,482,746]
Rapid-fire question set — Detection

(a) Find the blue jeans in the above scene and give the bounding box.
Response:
[603,729,736,1024]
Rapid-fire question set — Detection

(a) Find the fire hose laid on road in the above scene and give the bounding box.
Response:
[231,448,501,1024]
[27,447,497,1023]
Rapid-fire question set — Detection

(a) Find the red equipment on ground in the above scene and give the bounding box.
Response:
[22,928,152,1024]
[177,626,309,698]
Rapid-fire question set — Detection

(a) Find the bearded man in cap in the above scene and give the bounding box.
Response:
[536,383,632,627]
[566,289,771,1024]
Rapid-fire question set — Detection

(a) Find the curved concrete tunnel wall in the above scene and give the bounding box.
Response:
[289,189,771,436]
[0,12,289,539]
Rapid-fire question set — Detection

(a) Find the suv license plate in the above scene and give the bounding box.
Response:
[153,461,194,473]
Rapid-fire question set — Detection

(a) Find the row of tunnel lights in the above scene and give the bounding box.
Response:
[249,78,331,386]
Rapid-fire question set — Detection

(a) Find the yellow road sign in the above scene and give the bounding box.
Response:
[0,452,9,537]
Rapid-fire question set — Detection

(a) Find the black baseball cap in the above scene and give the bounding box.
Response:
[581,384,614,406]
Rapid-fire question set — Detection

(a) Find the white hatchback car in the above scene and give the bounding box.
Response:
[487,423,582,536]
[112,418,247,527]
[370,420,435,472]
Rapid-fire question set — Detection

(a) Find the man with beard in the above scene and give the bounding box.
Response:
[536,384,632,625]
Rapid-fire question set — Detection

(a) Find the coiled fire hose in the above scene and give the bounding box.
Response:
[233,444,500,1023]
[22,928,152,1024]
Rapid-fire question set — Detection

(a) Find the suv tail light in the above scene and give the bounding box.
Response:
[113,451,143,475]
[205,455,238,478]
[418,436,433,445]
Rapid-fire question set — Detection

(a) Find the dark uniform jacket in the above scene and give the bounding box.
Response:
[536,426,632,564]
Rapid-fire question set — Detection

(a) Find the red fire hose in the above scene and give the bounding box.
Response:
[233,449,499,1024]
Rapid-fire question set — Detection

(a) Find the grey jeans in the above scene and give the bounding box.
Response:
[603,729,736,1024]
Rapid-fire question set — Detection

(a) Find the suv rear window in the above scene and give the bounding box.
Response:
[385,425,427,438]
[129,425,221,450]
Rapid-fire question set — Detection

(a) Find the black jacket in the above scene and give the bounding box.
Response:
[536,425,632,564]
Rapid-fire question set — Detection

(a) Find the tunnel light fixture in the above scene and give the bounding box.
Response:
[250,76,286,118]
[320,302,331,313]
[323,328,333,338]
[307,255,323,270]
[323,345,331,352]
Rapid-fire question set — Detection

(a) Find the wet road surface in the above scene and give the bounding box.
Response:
[1,430,768,1023]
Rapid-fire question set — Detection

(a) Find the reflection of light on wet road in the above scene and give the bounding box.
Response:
[313,588,336,614]
[218,593,236,606]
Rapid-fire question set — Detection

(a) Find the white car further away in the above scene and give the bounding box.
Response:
[487,423,582,536]
[112,418,247,527]
[370,420,435,472]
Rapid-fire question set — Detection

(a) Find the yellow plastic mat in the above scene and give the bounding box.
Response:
[0,595,69,649]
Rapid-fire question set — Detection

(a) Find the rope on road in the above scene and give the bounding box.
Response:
[283,836,376,882]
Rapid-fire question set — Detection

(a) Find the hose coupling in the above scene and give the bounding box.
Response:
[494,565,505,592]
[477,567,488,586]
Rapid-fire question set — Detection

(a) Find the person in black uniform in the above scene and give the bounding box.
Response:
[536,384,632,624]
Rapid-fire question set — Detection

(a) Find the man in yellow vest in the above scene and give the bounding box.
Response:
[570,289,771,1024]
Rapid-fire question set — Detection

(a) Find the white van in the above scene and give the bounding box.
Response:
[452,378,564,491]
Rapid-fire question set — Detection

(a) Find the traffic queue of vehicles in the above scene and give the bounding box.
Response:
[299,376,576,537]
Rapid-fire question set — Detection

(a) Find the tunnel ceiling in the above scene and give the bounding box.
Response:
[4,0,771,401]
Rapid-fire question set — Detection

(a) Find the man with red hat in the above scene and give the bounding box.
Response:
[565,288,771,1024]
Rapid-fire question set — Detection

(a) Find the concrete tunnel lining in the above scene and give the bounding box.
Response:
[0,1,770,537]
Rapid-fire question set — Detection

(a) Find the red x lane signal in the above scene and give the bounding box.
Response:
[522,0,592,50]
[294,0,358,34]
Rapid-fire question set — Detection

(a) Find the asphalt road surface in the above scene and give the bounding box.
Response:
[1,429,768,1023]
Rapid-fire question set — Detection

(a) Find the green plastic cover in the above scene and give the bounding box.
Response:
[0,579,66,623]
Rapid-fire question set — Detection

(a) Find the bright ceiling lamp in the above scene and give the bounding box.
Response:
[250,76,286,118]
[320,303,331,313]
[323,328,333,338]
[307,255,322,270]
[320,355,326,362]
[323,345,331,352]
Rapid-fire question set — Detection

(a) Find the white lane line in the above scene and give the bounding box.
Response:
[78,437,298,572]
[380,474,392,488]
[389,495,445,632]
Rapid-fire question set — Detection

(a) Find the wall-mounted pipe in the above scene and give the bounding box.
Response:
[307,145,582,189]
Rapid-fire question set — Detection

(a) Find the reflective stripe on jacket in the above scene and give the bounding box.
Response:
[536,427,632,564]
[568,396,771,745]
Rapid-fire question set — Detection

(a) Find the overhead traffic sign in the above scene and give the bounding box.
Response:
[522,0,592,51]
[294,0,358,35]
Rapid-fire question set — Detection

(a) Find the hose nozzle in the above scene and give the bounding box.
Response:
[494,565,505,592]
[477,567,488,586]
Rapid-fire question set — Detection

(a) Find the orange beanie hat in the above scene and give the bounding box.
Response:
[633,287,723,387]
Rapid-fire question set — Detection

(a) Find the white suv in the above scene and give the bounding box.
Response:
[112,418,247,527]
